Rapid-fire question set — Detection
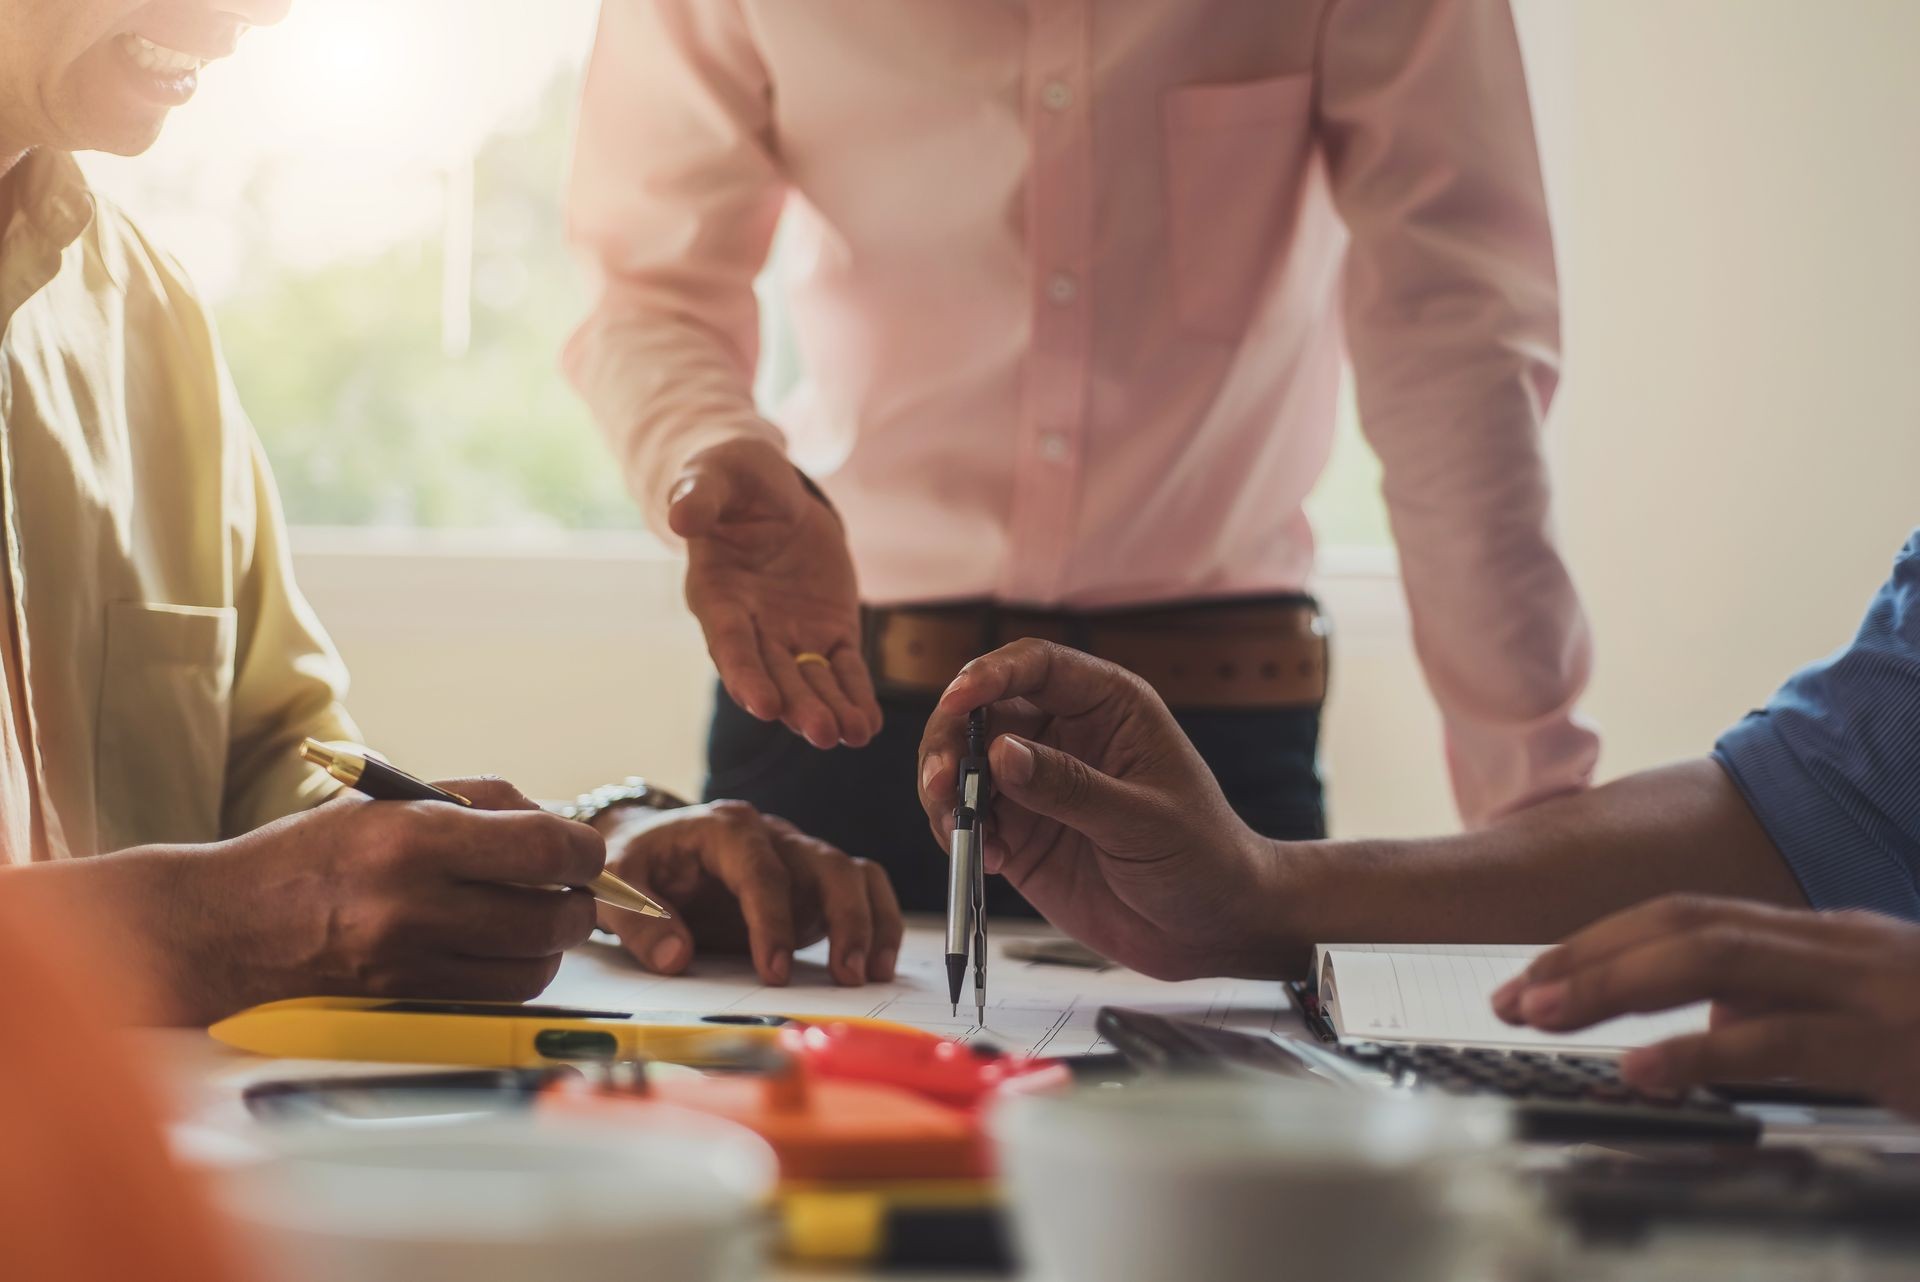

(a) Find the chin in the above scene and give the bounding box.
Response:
[92,122,170,157]
[57,103,170,158]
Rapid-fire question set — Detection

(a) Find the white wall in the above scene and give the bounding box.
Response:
[293,534,716,803]
[296,0,1920,837]
[1555,0,1920,788]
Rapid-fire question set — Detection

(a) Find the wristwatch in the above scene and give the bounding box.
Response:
[549,777,693,828]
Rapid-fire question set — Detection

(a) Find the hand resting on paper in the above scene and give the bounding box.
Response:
[594,801,903,989]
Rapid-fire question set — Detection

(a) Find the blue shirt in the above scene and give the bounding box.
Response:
[1714,529,1920,917]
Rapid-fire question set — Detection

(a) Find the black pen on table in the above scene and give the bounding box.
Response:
[299,738,671,919]
[945,709,990,1025]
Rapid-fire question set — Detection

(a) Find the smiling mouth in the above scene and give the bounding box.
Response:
[118,32,212,77]
[119,30,216,78]
[111,30,224,108]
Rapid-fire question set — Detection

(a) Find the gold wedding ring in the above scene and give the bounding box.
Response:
[793,652,831,670]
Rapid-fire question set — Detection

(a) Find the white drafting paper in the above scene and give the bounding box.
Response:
[1313,943,1709,1054]
[547,922,1285,1058]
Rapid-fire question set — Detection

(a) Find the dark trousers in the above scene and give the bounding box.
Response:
[703,680,1326,915]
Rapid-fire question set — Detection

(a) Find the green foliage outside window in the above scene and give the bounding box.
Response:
[217,76,639,531]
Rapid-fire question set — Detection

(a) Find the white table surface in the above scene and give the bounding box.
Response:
[150,934,1920,1282]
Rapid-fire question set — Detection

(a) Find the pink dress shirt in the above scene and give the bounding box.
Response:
[564,0,1597,826]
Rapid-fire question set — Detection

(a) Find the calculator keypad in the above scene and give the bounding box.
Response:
[1336,1040,1732,1113]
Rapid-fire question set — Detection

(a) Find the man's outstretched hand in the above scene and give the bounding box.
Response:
[1493,896,1920,1117]
[671,438,879,749]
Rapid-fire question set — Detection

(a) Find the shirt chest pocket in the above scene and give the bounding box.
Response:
[95,602,237,852]
[1163,75,1318,341]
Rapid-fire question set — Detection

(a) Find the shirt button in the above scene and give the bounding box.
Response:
[1046,272,1079,306]
[1041,80,1073,112]
[1037,432,1071,462]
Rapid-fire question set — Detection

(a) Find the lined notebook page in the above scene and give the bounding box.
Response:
[1313,944,1709,1054]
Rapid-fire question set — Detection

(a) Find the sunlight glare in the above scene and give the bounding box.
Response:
[82,0,599,297]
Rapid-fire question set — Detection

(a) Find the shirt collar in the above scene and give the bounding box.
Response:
[9,150,93,250]
[0,150,96,333]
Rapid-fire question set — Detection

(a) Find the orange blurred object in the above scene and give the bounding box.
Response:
[0,887,252,1282]
[544,1060,991,1182]
[775,1021,1072,1111]
[540,1021,1083,1183]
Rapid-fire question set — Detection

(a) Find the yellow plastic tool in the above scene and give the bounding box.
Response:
[209,996,932,1068]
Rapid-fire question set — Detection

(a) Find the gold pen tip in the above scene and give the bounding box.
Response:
[591,870,673,920]
[298,738,335,767]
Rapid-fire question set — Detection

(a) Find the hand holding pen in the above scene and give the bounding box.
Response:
[304,741,909,1000]
[152,765,613,1022]
[916,642,1280,984]
[301,740,670,918]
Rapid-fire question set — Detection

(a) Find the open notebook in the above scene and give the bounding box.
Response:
[1313,943,1709,1055]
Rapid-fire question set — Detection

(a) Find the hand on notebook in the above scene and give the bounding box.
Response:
[594,801,903,988]
[1491,895,1920,1117]
[918,640,1282,980]
[670,438,880,750]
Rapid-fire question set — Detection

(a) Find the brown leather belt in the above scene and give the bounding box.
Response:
[863,596,1329,710]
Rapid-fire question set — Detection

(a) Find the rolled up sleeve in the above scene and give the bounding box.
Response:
[1712,531,1920,918]
[563,0,789,541]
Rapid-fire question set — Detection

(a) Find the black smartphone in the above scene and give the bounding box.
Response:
[242,1067,579,1126]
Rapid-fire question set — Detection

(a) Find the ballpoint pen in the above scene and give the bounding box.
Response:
[299,739,671,919]
[945,710,990,1026]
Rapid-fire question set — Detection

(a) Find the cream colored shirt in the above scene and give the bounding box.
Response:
[0,150,356,863]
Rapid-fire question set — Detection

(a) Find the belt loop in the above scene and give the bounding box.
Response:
[859,604,881,672]
[1309,598,1332,705]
